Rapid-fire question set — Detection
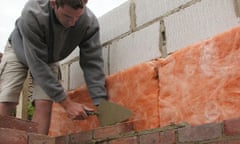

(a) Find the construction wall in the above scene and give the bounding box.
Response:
[2,116,240,144]
[5,0,240,143]
[60,0,240,90]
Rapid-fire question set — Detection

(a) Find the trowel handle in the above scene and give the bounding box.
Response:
[85,110,99,116]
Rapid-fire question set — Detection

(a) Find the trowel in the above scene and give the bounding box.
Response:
[86,100,133,126]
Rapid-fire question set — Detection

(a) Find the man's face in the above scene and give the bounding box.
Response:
[53,4,85,28]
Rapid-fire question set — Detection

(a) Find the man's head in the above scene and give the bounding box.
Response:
[55,0,87,9]
[50,0,88,28]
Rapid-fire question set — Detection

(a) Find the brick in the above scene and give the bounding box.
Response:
[0,128,28,144]
[108,136,138,144]
[28,134,55,144]
[0,115,37,133]
[96,141,108,144]
[178,123,222,142]
[211,140,240,144]
[224,117,240,136]
[139,132,160,144]
[69,130,93,144]
[55,135,70,144]
[160,130,176,144]
[94,121,134,140]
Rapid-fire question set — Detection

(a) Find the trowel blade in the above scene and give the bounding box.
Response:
[97,101,133,127]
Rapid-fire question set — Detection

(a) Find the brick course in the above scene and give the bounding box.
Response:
[108,136,138,144]
[0,128,28,144]
[178,123,222,142]
[69,130,93,144]
[2,115,240,144]
[224,117,240,136]
[28,134,55,144]
[139,132,160,144]
[0,115,37,133]
[159,130,176,144]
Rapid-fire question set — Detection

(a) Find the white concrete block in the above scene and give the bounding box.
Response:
[67,47,108,89]
[69,61,85,90]
[99,1,131,43]
[135,0,192,27]
[165,0,239,53]
[109,22,160,74]
[60,64,69,90]
[102,46,109,75]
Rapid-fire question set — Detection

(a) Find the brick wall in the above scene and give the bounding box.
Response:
[2,116,240,144]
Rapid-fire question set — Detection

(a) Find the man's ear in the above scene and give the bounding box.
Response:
[82,0,88,4]
[50,0,56,9]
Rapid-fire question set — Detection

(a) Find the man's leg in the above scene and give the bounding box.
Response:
[32,100,53,134]
[0,42,28,116]
[0,102,17,116]
[31,62,59,135]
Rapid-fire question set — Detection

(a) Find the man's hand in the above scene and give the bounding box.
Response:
[59,97,94,120]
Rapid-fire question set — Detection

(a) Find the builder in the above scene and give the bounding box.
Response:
[0,0,108,134]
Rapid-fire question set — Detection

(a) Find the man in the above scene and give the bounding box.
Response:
[0,0,108,134]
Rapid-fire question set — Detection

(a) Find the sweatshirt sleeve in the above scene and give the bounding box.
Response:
[79,17,108,105]
[17,6,66,102]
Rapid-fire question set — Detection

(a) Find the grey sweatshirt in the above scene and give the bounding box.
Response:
[9,0,107,105]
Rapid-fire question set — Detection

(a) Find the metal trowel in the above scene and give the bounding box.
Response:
[86,100,133,126]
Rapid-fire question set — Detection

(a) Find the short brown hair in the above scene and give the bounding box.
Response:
[55,0,84,9]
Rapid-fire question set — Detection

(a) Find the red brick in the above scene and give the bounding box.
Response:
[96,141,108,144]
[224,117,240,136]
[109,136,138,144]
[178,123,222,143]
[160,130,176,144]
[139,132,160,144]
[97,141,108,144]
[0,115,37,133]
[0,128,28,144]
[69,130,93,143]
[28,133,55,144]
[55,135,69,144]
[211,140,240,144]
[94,121,134,139]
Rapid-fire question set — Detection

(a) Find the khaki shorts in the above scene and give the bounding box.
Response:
[0,42,59,103]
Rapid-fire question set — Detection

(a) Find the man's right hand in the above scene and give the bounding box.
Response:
[59,97,94,120]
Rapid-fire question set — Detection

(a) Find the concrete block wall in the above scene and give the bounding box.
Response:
[60,0,240,90]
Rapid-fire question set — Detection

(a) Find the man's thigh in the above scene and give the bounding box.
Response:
[31,63,60,101]
[0,42,28,103]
